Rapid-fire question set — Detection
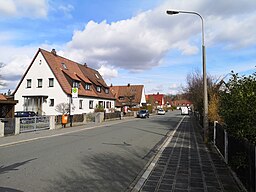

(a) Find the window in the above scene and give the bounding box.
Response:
[119,96,125,100]
[49,99,54,107]
[105,88,109,94]
[106,101,110,108]
[49,78,54,87]
[98,101,103,108]
[27,79,32,88]
[62,62,67,69]
[79,100,83,109]
[95,73,99,79]
[96,86,101,92]
[38,79,43,88]
[85,83,90,90]
[73,81,80,88]
[89,100,93,109]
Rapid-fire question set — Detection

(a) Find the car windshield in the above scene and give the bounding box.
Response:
[139,110,147,113]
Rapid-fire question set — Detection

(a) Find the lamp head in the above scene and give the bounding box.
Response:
[166,10,179,15]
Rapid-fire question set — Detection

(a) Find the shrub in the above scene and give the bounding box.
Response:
[219,70,256,143]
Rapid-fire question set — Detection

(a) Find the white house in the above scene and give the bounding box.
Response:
[14,48,116,115]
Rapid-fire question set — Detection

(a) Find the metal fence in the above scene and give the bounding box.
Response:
[20,116,50,133]
[213,122,255,192]
[215,123,225,159]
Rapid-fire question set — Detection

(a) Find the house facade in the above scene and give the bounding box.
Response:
[146,92,165,109]
[14,48,115,116]
[110,84,146,110]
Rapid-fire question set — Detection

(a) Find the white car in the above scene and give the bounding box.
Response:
[181,106,189,115]
[157,108,165,115]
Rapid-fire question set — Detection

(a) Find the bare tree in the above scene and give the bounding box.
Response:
[124,84,136,108]
[55,103,71,114]
[184,70,215,116]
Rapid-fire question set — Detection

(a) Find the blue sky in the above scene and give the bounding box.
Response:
[0,0,255,95]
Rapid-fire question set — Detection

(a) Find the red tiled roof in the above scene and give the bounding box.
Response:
[0,94,7,101]
[110,84,144,106]
[146,93,165,105]
[14,48,115,100]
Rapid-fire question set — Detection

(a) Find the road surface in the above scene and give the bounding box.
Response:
[0,111,182,192]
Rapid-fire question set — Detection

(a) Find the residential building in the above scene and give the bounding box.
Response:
[146,92,165,109]
[171,99,192,107]
[14,48,115,115]
[110,84,146,110]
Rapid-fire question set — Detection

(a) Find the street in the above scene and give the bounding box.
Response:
[0,111,182,192]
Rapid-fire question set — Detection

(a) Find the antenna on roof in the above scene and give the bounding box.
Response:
[51,49,57,56]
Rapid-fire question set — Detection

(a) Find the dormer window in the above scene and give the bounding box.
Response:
[119,96,125,100]
[73,81,80,88]
[85,83,91,90]
[105,88,109,94]
[62,62,67,69]
[96,86,101,92]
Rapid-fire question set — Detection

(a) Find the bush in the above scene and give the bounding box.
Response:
[219,70,256,143]
[94,104,105,112]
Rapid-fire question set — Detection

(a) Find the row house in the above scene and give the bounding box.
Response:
[14,48,115,116]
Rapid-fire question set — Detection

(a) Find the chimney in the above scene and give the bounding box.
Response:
[84,63,87,67]
[128,83,130,87]
[51,49,57,56]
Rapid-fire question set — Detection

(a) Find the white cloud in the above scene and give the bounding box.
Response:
[58,4,74,18]
[1,55,31,79]
[62,0,256,73]
[98,65,118,80]
[1,0,256,94]
[0,0,48,18]
[0,0,16,15]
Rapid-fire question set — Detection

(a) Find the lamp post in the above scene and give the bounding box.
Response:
[166,10,209,142]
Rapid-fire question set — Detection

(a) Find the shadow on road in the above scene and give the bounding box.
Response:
[45,153,144,192]
[0,187,23,192]
[0,158,37,175]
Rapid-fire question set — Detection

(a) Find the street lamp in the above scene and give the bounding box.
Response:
[166,10,209,142]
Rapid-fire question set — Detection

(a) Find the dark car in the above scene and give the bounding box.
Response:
[137,110,149,118]
[14,111,37,117]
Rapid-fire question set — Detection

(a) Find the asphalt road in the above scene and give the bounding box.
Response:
[0,111,182,192]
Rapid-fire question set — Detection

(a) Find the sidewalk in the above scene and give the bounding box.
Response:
[136,116,244,192]
[0,117,134,148]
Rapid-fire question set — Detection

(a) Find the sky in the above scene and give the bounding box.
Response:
[0,0,255,95]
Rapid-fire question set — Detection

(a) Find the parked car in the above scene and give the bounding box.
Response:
[137,110,149,118]
[157,108,165,115]
[14,111,37,117]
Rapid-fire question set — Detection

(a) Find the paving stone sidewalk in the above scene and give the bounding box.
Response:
[140,116,244,192]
